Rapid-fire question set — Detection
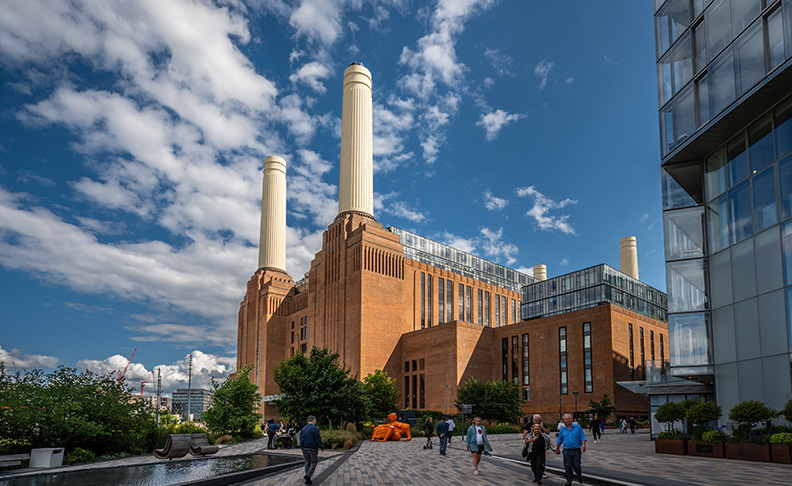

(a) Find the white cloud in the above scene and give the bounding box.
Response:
[0,345,59,370]
[439,232,477,253]
[290,0,345,46]
[515,185,577,235]
[640,213,649,222]
[565,77,574,85]
[78,350,235,394]
[604,55,619,65]
[483,190,509,211]
[534,59,554,90]
[375,192,427,223]
[559,258,569,267]
[439,226,519,266]
[476,109,524,141]
[289,61,331,94]
[483,47,514,77]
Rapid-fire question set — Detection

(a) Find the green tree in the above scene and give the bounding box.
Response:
[685,400,721,439]
[455,378,522,423]
[202,364,262,436]
[0,364,156,456]
[728,400,778,441]
[587,394,617,423]
[654,401,686,434]
[782,399,792,424]
[361,369,399,420]
[272,347,368,425]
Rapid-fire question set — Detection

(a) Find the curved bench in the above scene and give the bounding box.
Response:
[153,434,192,460]
[189,433,219,456]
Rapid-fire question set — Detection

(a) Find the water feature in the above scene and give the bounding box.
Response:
[0,453,300,486]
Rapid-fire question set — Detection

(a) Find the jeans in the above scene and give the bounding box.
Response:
[591,428,601,441]
[562,448,582,483]
[530,452,546,481]
[302,449,319,478]
[267,432,276,449]
[439,434,448,453]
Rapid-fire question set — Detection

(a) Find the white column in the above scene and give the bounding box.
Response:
[532,264,547,281]
[338,63,373,217]
[258,155,287,271]
[620,236,639,280]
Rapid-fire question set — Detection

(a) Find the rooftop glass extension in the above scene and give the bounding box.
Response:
[521,264,668,322]
[388,226,535,292]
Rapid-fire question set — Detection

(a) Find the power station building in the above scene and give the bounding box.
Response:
[237,63,669,422]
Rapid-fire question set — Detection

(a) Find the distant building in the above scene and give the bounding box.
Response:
[172,389,211,422]
[136,394,172,412]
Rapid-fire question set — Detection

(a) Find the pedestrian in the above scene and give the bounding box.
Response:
[620,418,627,434]
[525,423,552,484]
[629,416,636,434]
[555,413,586,486]
[266,419,280,449]
[465,416,492,476]
[589,415,602,443]
[523,414,550,440]
[422,416,434,449]
[437,415,449,455]
[299,415,324,485]
[446,416,456,443]
[294,419,303,446]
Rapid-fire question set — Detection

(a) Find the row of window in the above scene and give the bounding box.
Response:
[628,323,666,380]
[403,359,426,409]
[658,0,792,157]
[290,316,309,355]
[418,272,518,328]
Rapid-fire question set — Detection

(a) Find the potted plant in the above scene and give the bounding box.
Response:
[654,402,687,455]
[686,400,724,458]
[770,433,792,464]
[725,400,776,462]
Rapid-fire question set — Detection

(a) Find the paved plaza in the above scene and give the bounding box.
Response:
[2,429,791,486]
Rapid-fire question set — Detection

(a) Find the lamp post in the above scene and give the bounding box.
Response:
[572,391,579,421]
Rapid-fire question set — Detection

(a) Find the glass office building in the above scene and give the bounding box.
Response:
[172,388,212,422]
[388,227,535,292]
[656,0,792,414]
[520,264,668,322]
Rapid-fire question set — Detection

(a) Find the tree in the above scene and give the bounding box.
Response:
[455,378,522,423]
[587,394,617,423]
[0,364,156,456]
[272,347,368,425]
[654,401,686,434]
[361,369,399,420]
[202,364,262,437]
[685,400,721,439]
[728,400,778,441]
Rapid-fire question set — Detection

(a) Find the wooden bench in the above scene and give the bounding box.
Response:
[0,453,30,468]
[188,434,219,456]
[153,434,193,460]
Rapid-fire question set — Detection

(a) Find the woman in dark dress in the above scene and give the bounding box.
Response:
[525,423,553,484]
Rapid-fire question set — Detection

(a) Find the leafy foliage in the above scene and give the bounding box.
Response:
[782,400,792,423]
[202,364,261,436]
[0,364,156,456]
[701,430,727,443]
[273,347,368,425]
[770,432,792,444]
[63,447,96,465]
[656,430,687,440]
[729,400,778,442]
[361,369,399,420]
[655,402,686,433]
[586,394,617,422]
[685,400,721,439]
[455,377,522,423]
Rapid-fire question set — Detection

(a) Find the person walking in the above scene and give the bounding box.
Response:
[465,417,492,476]
[299,415,324,485]
[446,416,456,443]
[422,416,434,449]
[525,423,553,484]
[555,413,586,486]
[589,415,602,444]
[266,419,280,449]
[523,414,550,440]
[437,416,449,455]
[619,418,627,434]
[629,417,636,434]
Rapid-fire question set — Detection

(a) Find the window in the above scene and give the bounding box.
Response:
[651,330,656,361]
[427,275,433,327]
[735,21,763,95]
[512,336,519,385]
[708,193,729,253]
[412,360,417,372]
[709,48,735,117]
[629,324,635,380]
[512,299,517,323]
[300,343,307,353]
[404,361,409,373]
[495,294,500,327]
[748,114,774,172]
[502,338,509,381]
[419,375,425,409]
[419,358,425,370]
[447,281,453,322]
[729,180,752,244]
[727,133,748,188]
[753,166,778,233]
[767,7,785,70]
[438,278,445,324]
[412,375,417,408]
[522,333,530,386]
[583,322,593,393]
[502,296,507,326]
[420,273,425,328]
[478,289,483,324]
[484,291,490,326]
[466,286,472,322]
[640,327,646,380]
[781,155,792,222]
[559,327,568,395]
[405,376,409,408]
[707,0,732,59]
[291,331,294,344]
[660,333,665,361]
[459,283,465,322]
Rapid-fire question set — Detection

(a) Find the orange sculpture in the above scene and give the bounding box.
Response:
[370,413,412,441]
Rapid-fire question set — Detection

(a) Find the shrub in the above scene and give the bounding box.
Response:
[729,400,778,442]
[657,431,687,440]
[64,447,96,465]
[488,423,523,434]
[701,430,727,443]
[416,410,445,424]
[320,426,359,450]
[782,400,792,423]
[214,435,234,445]
[686,401,721,432]
[655,402,686,435]
[769,433,792,444]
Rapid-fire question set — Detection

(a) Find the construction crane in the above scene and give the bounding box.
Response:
[117,348,137,387]
[140,380,149,396]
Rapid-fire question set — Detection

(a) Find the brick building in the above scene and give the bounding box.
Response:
[237,63,668,423]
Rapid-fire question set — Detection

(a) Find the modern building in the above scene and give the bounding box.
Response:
[655,0,792,420]
[172,388,211,422]
[237,63,668,422]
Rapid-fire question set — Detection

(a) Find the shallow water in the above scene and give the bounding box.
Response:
[0,453,299,486]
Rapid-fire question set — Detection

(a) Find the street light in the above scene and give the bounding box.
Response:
[572,391,579,421]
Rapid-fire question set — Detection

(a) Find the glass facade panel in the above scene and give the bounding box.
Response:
[753,166,778,232]
[672,32,694,93]
[675,84,696,144]
[706,146,728,201]
[730,0,761,34]
[768,7,786,70]
[698,74,711,126]
[663,168,698,208]
[669,312,711,366]
[438,278,445,324]
[710,48,736,117]
[783,221,792,286]
[787,287,792,351]
[666,259,708,312]
[484,291,490,326]
[694,23,707,72]
[466,285,472,322]
[735,21,764,95]
[458,283,464,322]
[707,0,733,59]
[659,53,673,104]
[727,135,748,187]
[748,114,774,172]
[447,282,453,322]
[421,272,425,328]
[664,206,706,260]
[522,333,529,386]
[427,275,432,327]
[693,0,713,18]
[729,180,753,244]
[662,106,674,156]
[478,289,483,324]
[776,97,792,159]
[780,155,792,221]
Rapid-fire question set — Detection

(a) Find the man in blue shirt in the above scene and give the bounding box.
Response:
[436,415,450,455]
[300,415,324,485]
[554,413,586,486]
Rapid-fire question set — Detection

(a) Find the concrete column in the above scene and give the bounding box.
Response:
[533,264,547,281]
[620,236,639,280]
[258,155,287,271]
[338,62,373,217]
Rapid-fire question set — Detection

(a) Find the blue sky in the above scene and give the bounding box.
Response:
[0,0,662,393]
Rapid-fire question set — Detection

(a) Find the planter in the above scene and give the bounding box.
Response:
[687,440,725,458]
[655,438,687,455]
[771,443,792,464]
[724,442,771,462]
